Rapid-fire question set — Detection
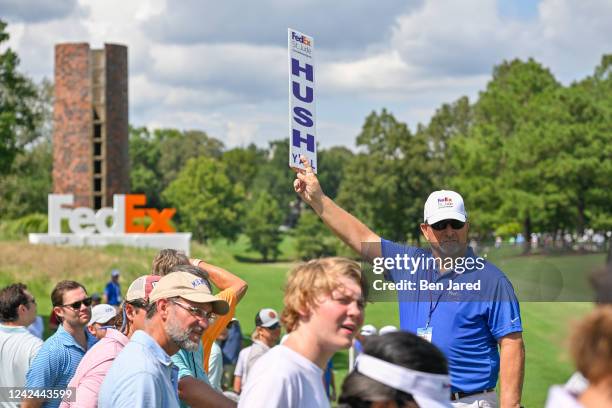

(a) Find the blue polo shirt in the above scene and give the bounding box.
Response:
[25,325,97,408]
[381,239,522,393]
[98,330,179,408]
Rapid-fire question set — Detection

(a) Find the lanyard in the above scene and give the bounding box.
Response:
[426,269,448,329]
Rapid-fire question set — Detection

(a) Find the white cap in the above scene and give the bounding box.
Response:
[379,325,398,335]
[89,304,117,325]
[423,190,467,225]
[356,354,452,408]
[360,324,377,336]
[255,308,280,328]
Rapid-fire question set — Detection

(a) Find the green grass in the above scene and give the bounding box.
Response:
[0,237,604,406]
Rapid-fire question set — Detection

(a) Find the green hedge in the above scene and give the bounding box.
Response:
[0,213,48,239]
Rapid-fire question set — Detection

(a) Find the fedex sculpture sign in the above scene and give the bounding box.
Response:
[288,28,317,173]
[29,194,191,254]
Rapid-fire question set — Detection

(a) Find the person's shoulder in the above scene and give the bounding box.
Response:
[477,258,506,277]
[258,346,316,375]
[83,336,122,362]
[170,348,192,366]
[544,384,583,408]
[36,331,64,354]
[238,346,251,362]
[380,238,425,257]
[15,329,44,349]
[111,339,150,370]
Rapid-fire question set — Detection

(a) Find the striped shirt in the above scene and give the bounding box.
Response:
[25,325,97,408]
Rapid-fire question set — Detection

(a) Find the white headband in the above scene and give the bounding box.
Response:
[355,354,451,404]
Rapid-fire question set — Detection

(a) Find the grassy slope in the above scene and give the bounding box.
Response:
[0,237,602,406]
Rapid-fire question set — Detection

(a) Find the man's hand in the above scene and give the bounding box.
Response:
[293,155,324,213]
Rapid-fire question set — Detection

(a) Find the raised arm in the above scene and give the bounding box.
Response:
[293,156,381,260]
[190,260,248,301]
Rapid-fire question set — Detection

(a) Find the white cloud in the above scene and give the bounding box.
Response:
[3,0,611,149]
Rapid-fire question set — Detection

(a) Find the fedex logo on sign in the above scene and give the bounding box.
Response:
[48,194,176,235]
[291,31,311,46]
[437,197,454,208]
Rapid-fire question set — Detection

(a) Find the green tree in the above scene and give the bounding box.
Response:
[129,126,164,208]
[448,58,561,250]
[222,144,267,190]
[418,95,471,185]
[293,210,340,260]
[0,20,39,173]
[0,140,52,219]
[252,139,297,224]
[162,157,245,242]
[244,191,284,261]
[317,146,354,200]
[337,109,433,243]
[157,129,224,187]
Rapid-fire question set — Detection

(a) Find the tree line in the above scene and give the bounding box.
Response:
[1,19,610,260]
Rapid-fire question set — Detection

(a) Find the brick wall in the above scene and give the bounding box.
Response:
[53,43,92,207]
[104,43,130,205]
[52,43,129,209]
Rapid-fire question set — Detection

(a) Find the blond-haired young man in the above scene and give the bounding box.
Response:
[238,257,365,408]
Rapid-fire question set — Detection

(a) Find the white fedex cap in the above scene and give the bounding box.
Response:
[423,190,467,225]
[89,304,117,325]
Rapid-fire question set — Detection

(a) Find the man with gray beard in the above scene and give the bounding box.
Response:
[98,272,229,408]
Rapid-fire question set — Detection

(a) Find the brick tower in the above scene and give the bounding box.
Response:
[53,43,129,209]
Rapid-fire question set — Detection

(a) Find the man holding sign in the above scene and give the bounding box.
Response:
[293,156,524,408]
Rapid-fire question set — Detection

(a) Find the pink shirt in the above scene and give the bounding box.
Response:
[60,328,129,408]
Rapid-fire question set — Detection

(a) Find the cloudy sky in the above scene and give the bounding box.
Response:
[2,0,611,149]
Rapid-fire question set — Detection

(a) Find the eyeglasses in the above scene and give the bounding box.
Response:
[170,300,214,321]
[429,219,466,231]
[61,297,93,310]
[264,323,281,330]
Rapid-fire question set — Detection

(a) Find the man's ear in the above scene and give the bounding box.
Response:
[157,299,170,320]
[53,305,64,321]
[86,324,96,337]
[125,303,136,319]
[419,223,430,240]
[17,303,28,318]
[297,304,311,320]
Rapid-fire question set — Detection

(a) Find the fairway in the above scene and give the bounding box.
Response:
[0,237,602,407]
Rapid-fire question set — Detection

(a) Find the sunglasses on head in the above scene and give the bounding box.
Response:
[429,219,466,231]
[61,297,93,310]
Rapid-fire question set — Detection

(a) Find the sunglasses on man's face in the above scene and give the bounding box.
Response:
[429,219,466,231]
[61,297,93,310]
